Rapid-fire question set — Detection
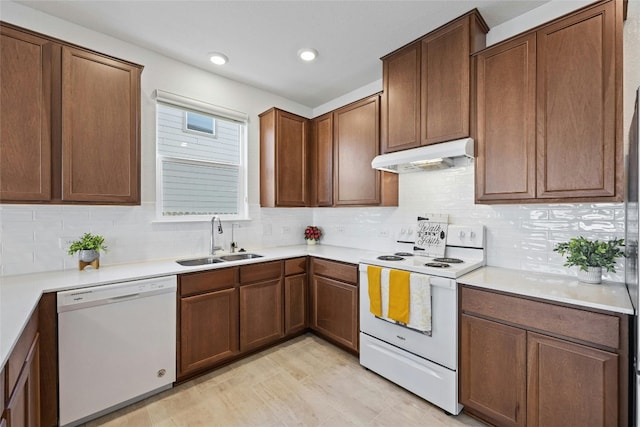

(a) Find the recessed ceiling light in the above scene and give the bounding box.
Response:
[209,52,228,65]
[298,48,318,62]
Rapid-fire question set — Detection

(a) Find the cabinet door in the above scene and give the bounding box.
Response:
[276,110,309,207]
[0,26,53,202]
[460,314,526,427]
[536,1,620,200]
[311,113,333,206]
[239,279,284,352]
[310,275,358,352]
[5,333,40,427]
[475,33,536,202]
[421,16,470,145]
[381,42,421,153]
[527,332,618,427]
[284,273,307,336]
[61,46,141,203]
[179,288,239,378]
[333,95,381,206]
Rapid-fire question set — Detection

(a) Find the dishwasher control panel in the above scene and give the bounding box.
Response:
[57,275,177,312]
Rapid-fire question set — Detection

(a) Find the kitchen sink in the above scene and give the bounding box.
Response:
[176,257,225,266]
[218,253,263,261]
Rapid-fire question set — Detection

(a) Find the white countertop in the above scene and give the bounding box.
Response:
[458,266,634,315]
[0,244,381,370]
[2,249,634,370]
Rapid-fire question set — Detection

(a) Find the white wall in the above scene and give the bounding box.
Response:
[0,1,313,275]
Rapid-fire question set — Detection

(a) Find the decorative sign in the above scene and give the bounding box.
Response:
[415,214,448,257]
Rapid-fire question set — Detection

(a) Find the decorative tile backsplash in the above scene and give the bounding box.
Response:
[0,161,625,282]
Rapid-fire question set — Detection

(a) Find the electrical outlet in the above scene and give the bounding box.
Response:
[263,224,272,236]
[378,229,389,237]
[336,225,345,232]
[282,225,291,234]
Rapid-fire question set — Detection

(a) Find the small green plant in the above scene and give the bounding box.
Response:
[68,233,108,255]
[553,237,624,272]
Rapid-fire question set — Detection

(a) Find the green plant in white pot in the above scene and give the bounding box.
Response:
[553,237,624,284]
[68,233,108,270]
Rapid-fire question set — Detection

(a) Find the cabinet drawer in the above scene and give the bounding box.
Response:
[180,267,238,297]
[460,286,620,349]
[240,261,282,284]
[312,258,357,284]
[285,257,307,276]
[6,308,38,395]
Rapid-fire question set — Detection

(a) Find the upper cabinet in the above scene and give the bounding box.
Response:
[0,23,142,205]
[0,26,52,202]
[259,108,310,207]
[61,46,141,203]
[381,10,488,153]
[260,96,398,208]
[475,0,623,204]
[0,23,142,204]
[333,95,397,206]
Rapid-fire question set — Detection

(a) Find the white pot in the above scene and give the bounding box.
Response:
[577,266,602,284]
[78,249,99,262]
[306,239,317,246]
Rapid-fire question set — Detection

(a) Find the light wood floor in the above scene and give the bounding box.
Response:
[84,333,487,427]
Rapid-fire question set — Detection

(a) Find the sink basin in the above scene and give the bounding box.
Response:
[218,253,263,261]
[176,257,225,266]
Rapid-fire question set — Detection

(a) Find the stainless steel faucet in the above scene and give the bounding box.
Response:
[210,216,223,255]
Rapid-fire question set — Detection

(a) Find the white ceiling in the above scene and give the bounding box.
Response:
[16,0,549,108]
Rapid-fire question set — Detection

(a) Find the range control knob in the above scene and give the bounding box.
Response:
[157,369,166,378]
[459,230,466,239]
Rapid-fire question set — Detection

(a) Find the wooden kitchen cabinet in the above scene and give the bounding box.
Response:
[61,46,141,203]
[474,0,623,204]
[260,108,310,207]
[460,314,526,427]
[459,285,628,426]
[239,261,284,352]
[310,113,333,206]
[474,33,537,202]
[380,10,488,153]
[3,306,40,427]
[333,95,397,206]
[0,22,142,205]
[178,268,239,379]
[0,25,52,202]
[310,258,359,353]
[284,257,308,336]
[527,332,618,427]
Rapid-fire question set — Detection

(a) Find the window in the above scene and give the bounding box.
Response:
[155,90,248,220]
[185,111,215,135]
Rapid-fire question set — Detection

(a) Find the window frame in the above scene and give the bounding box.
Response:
[154,90,249,222]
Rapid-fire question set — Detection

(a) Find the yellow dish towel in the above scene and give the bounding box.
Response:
[388,269,410,324]
[367,265,382,317]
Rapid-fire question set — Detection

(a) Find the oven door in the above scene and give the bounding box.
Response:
[359,263,458,370]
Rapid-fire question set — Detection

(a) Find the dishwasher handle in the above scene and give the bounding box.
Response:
[57,276,177,313]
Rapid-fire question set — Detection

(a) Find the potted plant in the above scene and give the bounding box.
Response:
[304,226,322,245]
[68,232,108,270]
[553,237,624,284]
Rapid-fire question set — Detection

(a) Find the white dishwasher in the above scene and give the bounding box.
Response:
[57,275,177,427]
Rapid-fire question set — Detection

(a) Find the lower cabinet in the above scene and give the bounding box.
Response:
[284,258,308,336]
[3,307,41,427]
[239,261,284,352]
[5,335,40,427]
[459,285,627,427]
[310,258,359,352]
[239,278,284,352]
[178,268,239,379]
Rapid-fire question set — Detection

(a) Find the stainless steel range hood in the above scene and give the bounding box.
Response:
[371,138,474,173]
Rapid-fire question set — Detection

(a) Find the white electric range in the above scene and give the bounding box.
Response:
[359,224,485,415]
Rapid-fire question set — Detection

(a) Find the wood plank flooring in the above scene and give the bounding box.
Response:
[83,333,486,426]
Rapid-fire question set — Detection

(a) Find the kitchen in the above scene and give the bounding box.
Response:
[1,0,639,426]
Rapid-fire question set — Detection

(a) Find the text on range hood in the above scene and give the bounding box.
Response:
[371,138,474,173]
